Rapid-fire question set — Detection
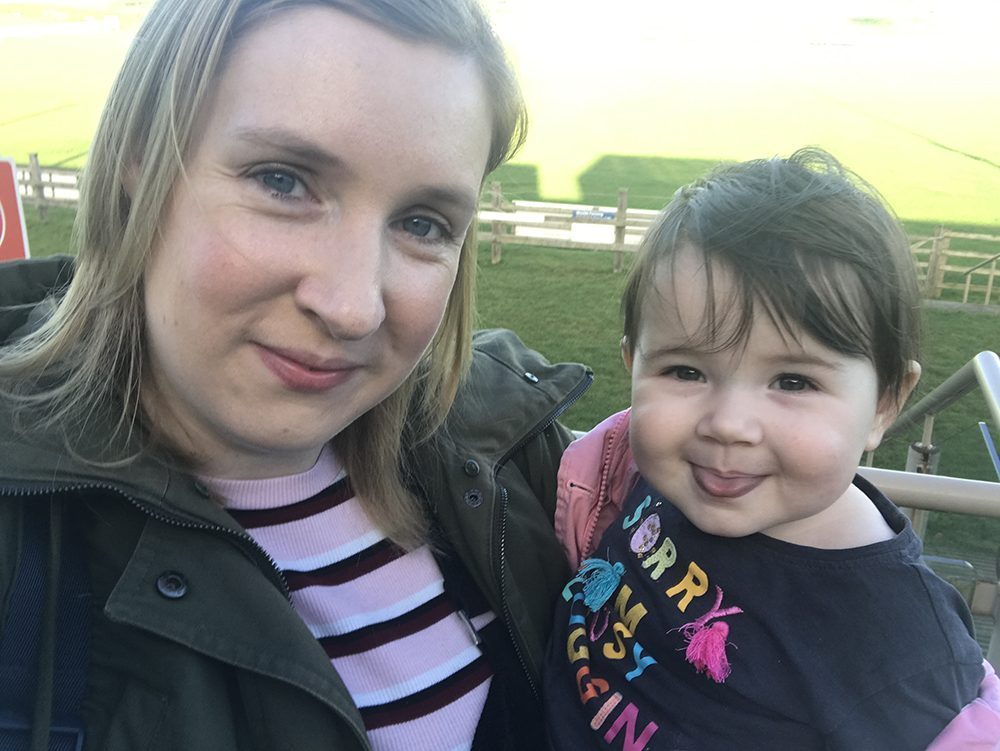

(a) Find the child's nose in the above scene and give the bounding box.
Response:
[695,389,763,445]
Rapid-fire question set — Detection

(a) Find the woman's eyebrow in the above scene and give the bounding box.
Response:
[407,185,478,217]
[229,126,348,171]
[227,126,478,214]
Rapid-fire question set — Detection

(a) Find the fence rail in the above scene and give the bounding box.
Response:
[16,156,81,212]
[17,159,1000,302]
[475,182,1000,302]
[963,252,1000,305]
[865,350,1000,665]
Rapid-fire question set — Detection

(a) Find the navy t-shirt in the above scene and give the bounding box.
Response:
[543,475,983,750]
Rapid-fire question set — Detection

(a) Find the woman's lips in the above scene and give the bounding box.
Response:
[256,345,359,392]
[691,465,766,499]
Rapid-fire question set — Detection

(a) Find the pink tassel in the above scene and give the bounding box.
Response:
[676,586,743,684]
[684,621,733,682]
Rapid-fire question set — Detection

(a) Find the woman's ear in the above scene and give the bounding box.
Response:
[621,336,634,373]
[866,361,922,451]
[123,163,140,199]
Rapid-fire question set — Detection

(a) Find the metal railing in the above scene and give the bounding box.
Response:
[880,350,1000,461]
[865,350,1000,665]
[857,466,999,517]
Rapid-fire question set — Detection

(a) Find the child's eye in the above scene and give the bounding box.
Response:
[775,374,815,392]
[664,366,704,382]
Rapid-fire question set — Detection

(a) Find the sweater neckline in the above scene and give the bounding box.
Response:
[198,444,344,509]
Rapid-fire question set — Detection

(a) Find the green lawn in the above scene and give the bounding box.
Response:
[11,2,999,562]
[4,4,1000,225]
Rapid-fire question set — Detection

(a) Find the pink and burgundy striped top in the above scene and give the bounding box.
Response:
[201,446,494,750]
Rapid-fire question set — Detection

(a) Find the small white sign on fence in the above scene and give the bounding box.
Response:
[571,209,615,220]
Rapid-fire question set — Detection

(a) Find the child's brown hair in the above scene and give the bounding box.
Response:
[621,148,922,406]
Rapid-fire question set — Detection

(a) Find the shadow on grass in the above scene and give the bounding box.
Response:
[485,155,728,208]
[578,154,725,209]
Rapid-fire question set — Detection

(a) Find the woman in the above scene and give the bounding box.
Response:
[0,1,591,749]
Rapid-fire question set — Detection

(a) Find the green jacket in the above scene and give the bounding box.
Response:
[0,256,592,750]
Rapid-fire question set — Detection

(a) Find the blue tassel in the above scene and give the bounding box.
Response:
[578,557,625,611]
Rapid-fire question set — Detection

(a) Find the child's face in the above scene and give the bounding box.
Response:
[624,244,901,545]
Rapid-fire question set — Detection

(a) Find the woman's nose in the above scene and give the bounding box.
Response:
[294,225,387,340]
[695,389,763,445]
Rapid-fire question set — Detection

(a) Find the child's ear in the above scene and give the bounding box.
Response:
[621,336,634,373]
[865,360,922,451]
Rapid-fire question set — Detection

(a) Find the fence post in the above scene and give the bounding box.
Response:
[28,153,48,221]
[935,233,950,300]
[986,259,997,306]
[613,187,628,273]
[490,181,503,265]
[923,227,942,297]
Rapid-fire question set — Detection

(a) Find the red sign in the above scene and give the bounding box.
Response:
[0,158,30,261]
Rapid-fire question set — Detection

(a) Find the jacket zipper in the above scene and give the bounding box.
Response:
[0,482,291,601]
[492,368,594,699]
[496,369,593,470]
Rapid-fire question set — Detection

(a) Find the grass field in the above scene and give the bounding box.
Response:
[3,2,1000,225]
[9,1,1000,561]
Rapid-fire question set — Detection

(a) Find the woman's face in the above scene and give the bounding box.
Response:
[142,6,492,479]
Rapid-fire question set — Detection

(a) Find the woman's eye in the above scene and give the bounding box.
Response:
[396,215,451,242]
[776,374,813,391]
[252,169,306,199]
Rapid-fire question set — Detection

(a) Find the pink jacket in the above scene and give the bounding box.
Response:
[554,409,637,569]
[554,408,1000,749]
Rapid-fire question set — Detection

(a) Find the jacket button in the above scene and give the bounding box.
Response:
[156,572,189,600]
[464,489,484,508]
[522,371,539,384]
[463,459,480,477]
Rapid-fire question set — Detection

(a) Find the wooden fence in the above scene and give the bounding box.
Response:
[16,155,81,217]
[16,159,1000,304]
[478,182,1000,305]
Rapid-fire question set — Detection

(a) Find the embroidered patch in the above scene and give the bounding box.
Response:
[629,513,661,554]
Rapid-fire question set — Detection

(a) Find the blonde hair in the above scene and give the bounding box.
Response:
[0,0,526,548]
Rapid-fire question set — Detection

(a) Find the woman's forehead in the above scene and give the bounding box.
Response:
[192,5,493,190]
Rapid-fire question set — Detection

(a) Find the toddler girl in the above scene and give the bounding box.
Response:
[543,149,999,749]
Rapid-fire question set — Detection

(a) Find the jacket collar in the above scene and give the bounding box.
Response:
[0,386,248,535]
[431,328,592,469]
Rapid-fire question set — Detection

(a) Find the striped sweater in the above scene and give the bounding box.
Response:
[202,446,493,750]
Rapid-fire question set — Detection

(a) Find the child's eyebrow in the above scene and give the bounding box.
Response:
[761,352,846,371]
[638,344,703,360]
[640,345,848,372]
